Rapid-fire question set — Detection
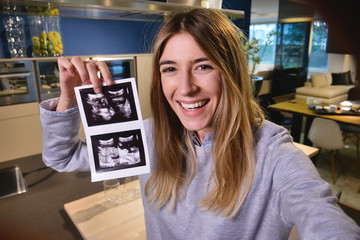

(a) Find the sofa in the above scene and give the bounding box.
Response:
[295,71,355,104]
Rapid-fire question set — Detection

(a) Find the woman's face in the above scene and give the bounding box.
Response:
[159,32,222,142]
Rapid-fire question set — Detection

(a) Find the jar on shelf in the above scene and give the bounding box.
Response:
[2,4,27,58]
[28,6,63,57]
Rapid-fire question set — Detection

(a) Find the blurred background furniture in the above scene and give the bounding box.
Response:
[295,72,354,104]
[308,118,345,184]
[340,87,360,162]
[267,99,360,144]
[341,124,360,162]
[347,86,360,101]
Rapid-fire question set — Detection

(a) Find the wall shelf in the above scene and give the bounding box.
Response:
[0,0,244,22]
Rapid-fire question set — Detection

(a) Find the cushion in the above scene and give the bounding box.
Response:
[332,70,352,85]
[311,73,332,88]
[347,70,353,85]
[296,85,353,98]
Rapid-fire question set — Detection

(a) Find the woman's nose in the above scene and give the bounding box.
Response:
[178,71,198,96]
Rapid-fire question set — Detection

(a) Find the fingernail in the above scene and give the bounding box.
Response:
[95,87,101,94]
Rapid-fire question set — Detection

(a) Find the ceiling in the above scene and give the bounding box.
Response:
[250,0,279,22]
[251,0,279,15]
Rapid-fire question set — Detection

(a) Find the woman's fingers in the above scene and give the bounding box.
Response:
[96,61,113,86]
[86,60,113,94]
[59,56,113,94]
[86,60,102,93]
[58,56,76,76]
[71,56,90,85]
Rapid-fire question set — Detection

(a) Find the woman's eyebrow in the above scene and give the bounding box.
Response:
[159,60,175,66]
[159,57,209,66]
[193,57,209,63]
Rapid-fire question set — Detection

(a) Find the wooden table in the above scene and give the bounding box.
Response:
[293,142,319,158]
[64,180,146,240]
[268,99,360,144]
[63,144,318,240]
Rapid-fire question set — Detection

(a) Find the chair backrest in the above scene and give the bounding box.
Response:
[308,118,344,150]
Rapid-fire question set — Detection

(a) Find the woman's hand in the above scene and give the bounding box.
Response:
[56,56,113,112]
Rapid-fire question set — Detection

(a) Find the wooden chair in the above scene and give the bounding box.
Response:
[308,118,345,184]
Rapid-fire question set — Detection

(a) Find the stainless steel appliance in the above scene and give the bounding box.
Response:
[35,56,136,101]
[0,60,38,106]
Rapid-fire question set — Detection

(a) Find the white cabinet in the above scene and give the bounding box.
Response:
[0,102,42,162]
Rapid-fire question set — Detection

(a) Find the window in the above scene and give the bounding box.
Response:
[248,23,277,73]
[309,21,328,73]
[249,21,329,76]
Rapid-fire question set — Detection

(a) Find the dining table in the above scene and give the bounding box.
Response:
[268,99,360,145]
[64,143,318,240]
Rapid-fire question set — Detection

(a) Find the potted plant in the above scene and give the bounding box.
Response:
[243,30,278,78]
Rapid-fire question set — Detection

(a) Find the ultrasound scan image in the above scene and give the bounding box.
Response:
[94,132,143,171]
[86,93,115,121]
[108,88,132,119]
[80,82,138,127]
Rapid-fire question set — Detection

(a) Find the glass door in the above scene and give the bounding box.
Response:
[0,61,37,106]
[272,21,311,96]
[35,59,61,101]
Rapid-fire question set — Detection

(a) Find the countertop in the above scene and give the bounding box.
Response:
[0,154,104,240]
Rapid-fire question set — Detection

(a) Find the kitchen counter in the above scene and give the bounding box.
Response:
[0,54,151,62]
[0,154,104,240]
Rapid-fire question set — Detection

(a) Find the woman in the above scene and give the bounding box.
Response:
[40,8,360,239]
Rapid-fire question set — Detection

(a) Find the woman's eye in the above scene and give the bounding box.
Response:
[161,67,175,73]
[198,65,213,70]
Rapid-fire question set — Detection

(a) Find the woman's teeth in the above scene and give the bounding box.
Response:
[180,101,207,110]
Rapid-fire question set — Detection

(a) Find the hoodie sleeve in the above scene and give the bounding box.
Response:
[39,98,90,172]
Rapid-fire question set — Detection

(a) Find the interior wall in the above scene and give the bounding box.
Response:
[328,54,357,79]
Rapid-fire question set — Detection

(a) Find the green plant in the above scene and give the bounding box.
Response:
[244,30,278,77]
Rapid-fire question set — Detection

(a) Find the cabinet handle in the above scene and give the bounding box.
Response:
[0,72,31,79]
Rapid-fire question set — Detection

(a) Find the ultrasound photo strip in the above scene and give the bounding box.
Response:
[75,78,150,182]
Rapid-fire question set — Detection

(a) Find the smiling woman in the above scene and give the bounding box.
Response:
[148,8,264,219]
[39,7,360,240]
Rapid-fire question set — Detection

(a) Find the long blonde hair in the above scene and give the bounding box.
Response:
[145,8,264,219]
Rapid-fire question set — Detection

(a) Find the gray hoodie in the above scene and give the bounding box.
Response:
[40,98,360,240]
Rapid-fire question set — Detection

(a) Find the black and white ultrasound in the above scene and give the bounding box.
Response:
[79,81,138,127]
[91,130,146,173]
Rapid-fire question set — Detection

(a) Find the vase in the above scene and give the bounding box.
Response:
[3,14,27,58]
[28,7,63,57]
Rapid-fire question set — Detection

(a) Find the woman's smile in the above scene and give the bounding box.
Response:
[178,100,209,111]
